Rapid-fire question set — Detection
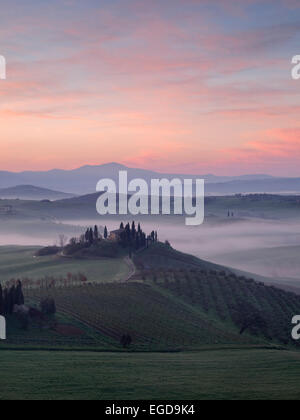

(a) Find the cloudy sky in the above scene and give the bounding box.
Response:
[0,0,300,175]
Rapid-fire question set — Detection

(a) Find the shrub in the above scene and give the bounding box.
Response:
[35,246,61,256]
[40,298,56,315]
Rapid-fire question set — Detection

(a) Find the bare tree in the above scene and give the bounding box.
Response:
[58,234,68,248]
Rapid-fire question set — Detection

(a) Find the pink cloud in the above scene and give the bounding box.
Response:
[0,0,299,175]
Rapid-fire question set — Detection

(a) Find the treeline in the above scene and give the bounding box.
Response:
[68,222,158,252]
[82,225,102,244]
[0,280,24,316]
[117,221,158,251]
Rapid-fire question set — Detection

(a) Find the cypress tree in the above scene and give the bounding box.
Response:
[8,286,15,314]
[88,228,93,244]
[104,226,108,239]
[131,221,136,238]
[125,223,131,243]
[94,225,99,240]
[15,280,24,306]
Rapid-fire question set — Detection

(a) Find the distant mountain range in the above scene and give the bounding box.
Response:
[0,163,299,195]
[0,185,75,201]
[205,178,300,194]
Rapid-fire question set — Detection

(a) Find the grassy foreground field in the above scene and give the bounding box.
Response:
[1,348,300,400]
[0,246,130,284]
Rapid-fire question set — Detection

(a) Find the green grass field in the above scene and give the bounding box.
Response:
[2,243,300,400]
[0,246,130,284]
[1,348,300,400]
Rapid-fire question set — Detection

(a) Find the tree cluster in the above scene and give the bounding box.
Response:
[0,280,24,316]
[65,222,158,258]
[120,333,132,348]
[118,222,158,251]
[83,225,102,244]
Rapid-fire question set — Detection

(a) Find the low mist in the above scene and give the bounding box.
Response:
[1,216,300,280]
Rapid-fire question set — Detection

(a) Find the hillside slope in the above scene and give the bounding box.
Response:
[0,185,75,200]
[24,282,254,350]
[2,243,299,351]
[0,246,130,284]
[133,244,300,347]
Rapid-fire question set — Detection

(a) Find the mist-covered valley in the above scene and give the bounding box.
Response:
[71,218,300,281]
[1,191,300,287]
[1,209,300,284]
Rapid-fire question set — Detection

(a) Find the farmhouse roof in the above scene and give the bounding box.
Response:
[110,228,125,234]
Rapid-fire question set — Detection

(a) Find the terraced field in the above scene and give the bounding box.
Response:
[24,282,253,350]
[133,245,300,347]
[3,312,101,349]
[138,268,300,345]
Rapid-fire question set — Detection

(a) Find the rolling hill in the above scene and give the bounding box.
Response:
[2,241,300,400]
[0,185,75,201]
[0,246,130,285]
[1,242,299,351]
[206,178,300,194]
[2,191,300,222]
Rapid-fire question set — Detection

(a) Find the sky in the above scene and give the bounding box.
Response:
[0,0,300,176]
